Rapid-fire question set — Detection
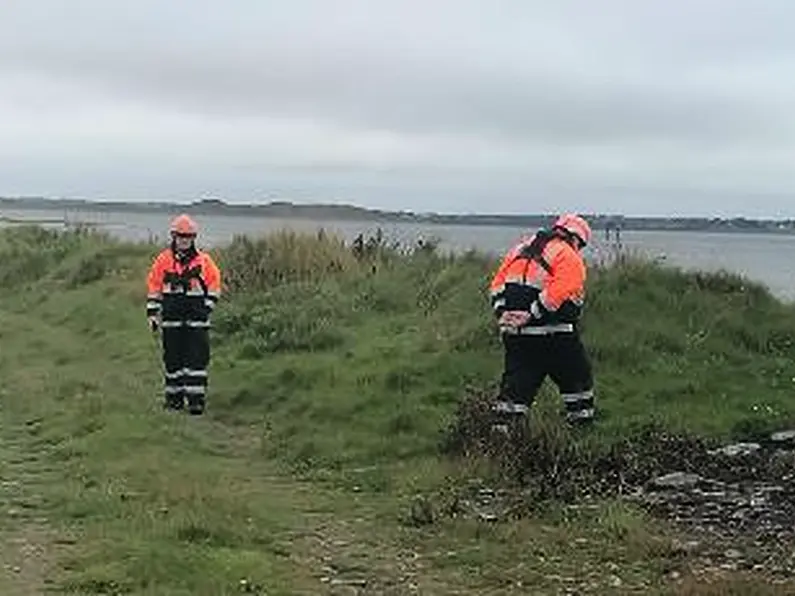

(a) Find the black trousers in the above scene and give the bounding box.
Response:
[161,323,210,413]
[497,332,595,423]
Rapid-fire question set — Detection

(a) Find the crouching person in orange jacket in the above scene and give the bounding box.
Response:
[146,214,222,415]
[488,213,595,429]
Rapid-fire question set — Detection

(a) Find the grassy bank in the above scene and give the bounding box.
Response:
[1,225,795,594]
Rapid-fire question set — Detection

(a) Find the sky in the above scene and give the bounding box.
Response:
[1,1,795,218]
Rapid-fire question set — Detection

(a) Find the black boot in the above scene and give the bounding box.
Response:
[187,395,205,416]
[163,392,185,411]
[565,408,596,428]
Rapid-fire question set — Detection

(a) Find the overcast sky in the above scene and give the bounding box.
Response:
[2,1,795,217]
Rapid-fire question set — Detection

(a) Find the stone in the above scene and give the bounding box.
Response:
[329,578,368,587]
[770,430,795,444]
[708,443,761,457]
[651,472,702,489]
[724,549,742,559]
[671,539,701,554]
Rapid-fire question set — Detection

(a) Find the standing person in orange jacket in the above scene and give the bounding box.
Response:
[488,213,595,428]
[146,214,222,415]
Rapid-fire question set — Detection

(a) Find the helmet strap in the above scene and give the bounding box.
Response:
[553,227,584,249]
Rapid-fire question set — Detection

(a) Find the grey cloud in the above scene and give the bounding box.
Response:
[2,2,793,142]
[2,4,792,148]
[2,0,795,214]
[8,47,786,148]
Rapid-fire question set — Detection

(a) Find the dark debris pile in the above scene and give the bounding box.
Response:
[438,388,795,576]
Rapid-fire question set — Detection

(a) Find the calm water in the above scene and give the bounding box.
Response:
[3,207,795,302]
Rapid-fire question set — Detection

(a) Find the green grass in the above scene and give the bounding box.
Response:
[0,225,794,594]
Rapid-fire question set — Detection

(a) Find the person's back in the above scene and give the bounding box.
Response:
[490,228,586,333]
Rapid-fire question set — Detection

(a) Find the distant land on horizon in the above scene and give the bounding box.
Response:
[1,196,794,234]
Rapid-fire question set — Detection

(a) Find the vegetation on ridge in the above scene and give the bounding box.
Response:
[1,225,795,594]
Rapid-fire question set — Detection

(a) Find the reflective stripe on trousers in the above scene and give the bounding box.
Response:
[491,390,595,422]
[161,320,211,328]
[562,389,595,422]
[499,323,574,335]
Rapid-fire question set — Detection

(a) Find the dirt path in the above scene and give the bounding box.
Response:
[0,425,54,595]
[0,527,52,595]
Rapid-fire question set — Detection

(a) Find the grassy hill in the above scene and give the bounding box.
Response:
[1,225,795,594]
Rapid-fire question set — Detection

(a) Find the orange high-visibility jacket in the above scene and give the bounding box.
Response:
[489,230,586,333]
[146,247,222,328]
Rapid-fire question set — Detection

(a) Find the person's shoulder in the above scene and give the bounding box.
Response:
[152,247,171,262]
[549,237,583,261]
[505,229,543,256]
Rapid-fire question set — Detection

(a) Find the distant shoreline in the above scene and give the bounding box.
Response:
[1,196,794,234]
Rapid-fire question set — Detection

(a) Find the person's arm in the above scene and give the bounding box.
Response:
[201,253,222,314]
[489,242,526,318]
[146,252,166,330]
[534,246,585,317]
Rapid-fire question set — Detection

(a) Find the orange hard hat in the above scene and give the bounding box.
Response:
[553,213,592,246]
[169,213,198,236]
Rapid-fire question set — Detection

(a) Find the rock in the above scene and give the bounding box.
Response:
[694,490,727,499]
[671,539,701,555]
[651,472,703,489]
[724,548,743,559]
[330,578,368,587]
[709,443,761,457]
[770,430,795,444]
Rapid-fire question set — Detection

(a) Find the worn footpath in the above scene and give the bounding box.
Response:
[0,410,54,595]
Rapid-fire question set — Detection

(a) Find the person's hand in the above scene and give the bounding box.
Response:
[203,298,215,319]
[148,315,160,333]
[498,310,531,328]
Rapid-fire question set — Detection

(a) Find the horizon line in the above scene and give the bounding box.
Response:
[0,194,794,223]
